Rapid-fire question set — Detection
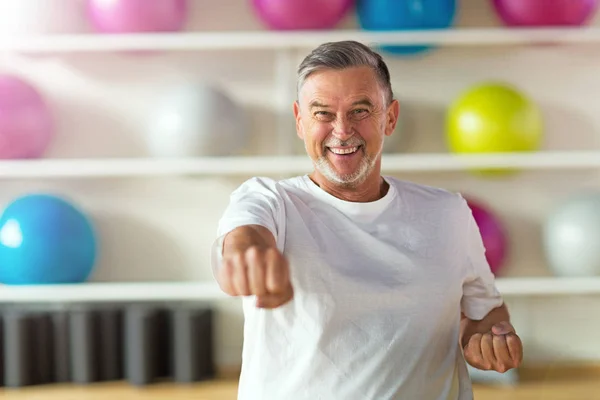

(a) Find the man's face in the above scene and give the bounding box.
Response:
[294,66,399,188]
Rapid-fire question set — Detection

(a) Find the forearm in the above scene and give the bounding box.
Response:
[222,224,276,257]
[460,303,511,348]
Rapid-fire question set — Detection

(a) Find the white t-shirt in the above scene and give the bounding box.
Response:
[211,175,503,400]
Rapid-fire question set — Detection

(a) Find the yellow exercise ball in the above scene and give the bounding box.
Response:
[446,82,543,175]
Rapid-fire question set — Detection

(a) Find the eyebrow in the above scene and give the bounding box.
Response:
[309,99,374,110]
[351,99,374,108]
[309,100,328,110]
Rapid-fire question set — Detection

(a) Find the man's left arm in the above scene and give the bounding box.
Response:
[460,303,523,372]
[458,196,523,373]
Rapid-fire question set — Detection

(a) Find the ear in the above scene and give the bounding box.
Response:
[385,99,400,137]
[293,101,304,139]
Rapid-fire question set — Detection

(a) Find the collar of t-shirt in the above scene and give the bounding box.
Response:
[301,175,397,223]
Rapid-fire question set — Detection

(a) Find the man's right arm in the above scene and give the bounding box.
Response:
[222,224,276,256]
[215,224,293,309]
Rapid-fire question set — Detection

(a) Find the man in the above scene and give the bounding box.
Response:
[211,40,523,400]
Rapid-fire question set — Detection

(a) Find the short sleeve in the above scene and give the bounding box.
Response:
[210,177,286,276]
[459,197,504,320]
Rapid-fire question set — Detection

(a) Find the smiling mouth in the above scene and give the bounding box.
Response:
[328,146,361,155]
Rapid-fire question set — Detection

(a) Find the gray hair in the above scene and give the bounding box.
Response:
[296,40,394,105]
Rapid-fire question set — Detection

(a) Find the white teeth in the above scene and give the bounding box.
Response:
[330,147,358,155]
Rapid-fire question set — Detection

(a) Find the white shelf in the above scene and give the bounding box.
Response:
[0,281,228,303]
[1,27,600,52]
[495,277,600,296]
[381,151,600,172]
[0,277,597,303]
[0,151,599,178]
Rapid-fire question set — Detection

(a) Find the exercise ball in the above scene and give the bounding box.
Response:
[446,82,543,175]
[0,194,98,285]
[543,193,600,277]
[447,82,543,153]
[147,82,248,157]
[251,0,353,30]
[87,0,188,33]
[356,0,457,56]
[0,0,87,36]
[492,0,599,27]
[465,197,507,276]
[0,75,54,159]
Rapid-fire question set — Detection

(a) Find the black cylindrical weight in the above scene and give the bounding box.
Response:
[69,307,99,384]
[3,312,35,387]
[98,307,123,382]
[124,305,160,386]
[171,306,215,383]
[32,313,54,385]
[154,308,172,379]
[51,311,71,383]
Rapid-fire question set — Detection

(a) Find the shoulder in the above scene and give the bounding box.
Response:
[234,175,305,191]
[386,176,462,202]
[229,175,306,200]
[386,176,469,212]
[233,176,279,192]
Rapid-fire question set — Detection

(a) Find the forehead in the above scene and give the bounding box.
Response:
[299,66,384,106]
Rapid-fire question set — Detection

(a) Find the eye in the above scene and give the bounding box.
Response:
[314,111,333,120]
[351,109,369,117]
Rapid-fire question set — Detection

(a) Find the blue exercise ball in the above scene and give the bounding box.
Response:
[0,194,97,285]
[356,0,458,56]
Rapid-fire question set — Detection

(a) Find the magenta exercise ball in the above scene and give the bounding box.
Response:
[87,0,189,33]
[466,197,508,276]
[251,0,354,30]
[0,75,54,159]
[492,0,599,26]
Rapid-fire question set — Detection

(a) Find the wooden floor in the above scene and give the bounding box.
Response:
[0,379,599,400]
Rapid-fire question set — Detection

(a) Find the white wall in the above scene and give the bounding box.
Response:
[1,0,600,368]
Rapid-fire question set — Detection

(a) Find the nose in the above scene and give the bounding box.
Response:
[331,115,354,141]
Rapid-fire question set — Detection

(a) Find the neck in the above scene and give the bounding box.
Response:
[309,163,388,203]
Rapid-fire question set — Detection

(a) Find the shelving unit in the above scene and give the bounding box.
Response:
[0,150,599,178]
[0,23,598,311]
[1,27,600,52]
[0,276,598,304]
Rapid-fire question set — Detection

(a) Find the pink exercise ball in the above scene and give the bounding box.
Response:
[251,0,354,30]
[465,197,508,276]
[87,0,189,33]
[0,75,54,159]
[492,0,599,26]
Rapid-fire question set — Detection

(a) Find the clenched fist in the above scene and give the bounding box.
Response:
[463,321,523,373]
[217,246,294,309]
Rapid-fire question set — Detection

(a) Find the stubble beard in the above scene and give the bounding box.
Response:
[309,140,383,189]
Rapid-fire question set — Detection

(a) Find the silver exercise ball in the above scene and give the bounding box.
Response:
[147,82,248,157]
[543,192,600,277]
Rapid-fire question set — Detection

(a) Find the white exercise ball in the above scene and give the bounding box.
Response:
[543,192,600,277]
[146,82,249,157]
[0,0,87,36]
